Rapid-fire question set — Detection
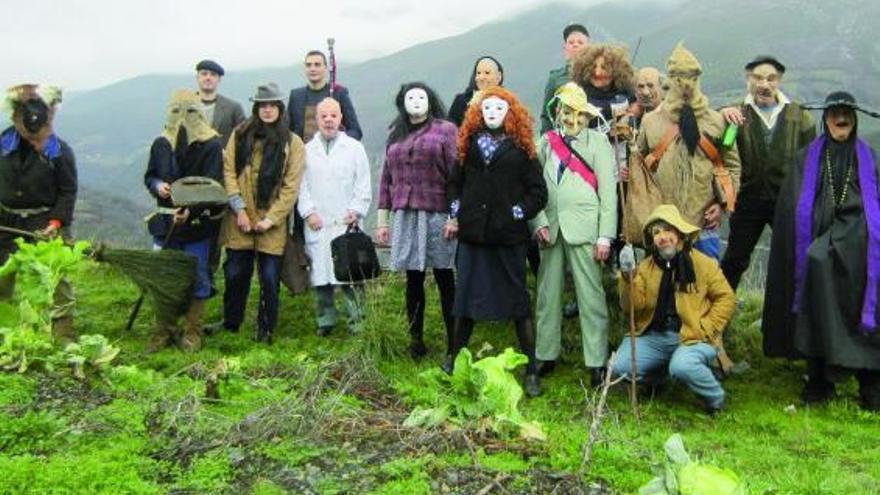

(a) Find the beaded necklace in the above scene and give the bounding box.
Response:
[824,147,854,208]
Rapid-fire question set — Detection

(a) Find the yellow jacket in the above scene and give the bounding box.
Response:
[619,249,735,345]
[220,129,305,255]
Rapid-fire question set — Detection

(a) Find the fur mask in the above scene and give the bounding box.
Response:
[664,43,709,119]
[2,84,62,149]
[162,89,218,149]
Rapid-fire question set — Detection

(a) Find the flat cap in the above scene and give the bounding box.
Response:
[195,59,225,76]
[745,55,785,74]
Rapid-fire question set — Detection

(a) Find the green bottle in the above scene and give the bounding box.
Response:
[722,124,738,148]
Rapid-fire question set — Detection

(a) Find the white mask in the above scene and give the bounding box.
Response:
[403,88,429,118]
[481,96,509,130]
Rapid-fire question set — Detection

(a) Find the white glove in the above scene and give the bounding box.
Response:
[619,244,636,274]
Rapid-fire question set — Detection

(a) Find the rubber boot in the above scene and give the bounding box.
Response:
[515,318,541,397]
[180,299,205,353]
[146,314,177,353]
[51,315,77,348]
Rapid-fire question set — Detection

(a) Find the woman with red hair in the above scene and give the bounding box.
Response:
[442,87,548,396]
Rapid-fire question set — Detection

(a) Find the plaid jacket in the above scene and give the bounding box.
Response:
[378,118,458,213]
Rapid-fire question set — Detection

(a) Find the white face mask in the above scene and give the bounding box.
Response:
[403,88,429,118]
[481,96,509,130]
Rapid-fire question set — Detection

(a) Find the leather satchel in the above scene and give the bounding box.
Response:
[331,225,381,282]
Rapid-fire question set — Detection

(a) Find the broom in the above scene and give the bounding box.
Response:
[0,225,197,324]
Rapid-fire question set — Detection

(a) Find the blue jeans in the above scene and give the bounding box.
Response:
[610,330,724,408]
[154,237,212,299]
[223,249,282,333]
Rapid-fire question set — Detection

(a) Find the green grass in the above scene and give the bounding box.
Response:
[0,261,878,494]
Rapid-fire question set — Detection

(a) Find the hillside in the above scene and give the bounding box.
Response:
[52,0,880,242]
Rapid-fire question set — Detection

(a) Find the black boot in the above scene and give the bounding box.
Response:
[515,318,541,397]
[406,271,428,359]
[857,370,880,412]
[801,358,835,405]
[442,317,473,374]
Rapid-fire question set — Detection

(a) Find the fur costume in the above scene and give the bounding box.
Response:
[2,84,62,150]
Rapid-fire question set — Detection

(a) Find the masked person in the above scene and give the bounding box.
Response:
[376,82,457,358]
[762,92,880,412]
[0,84,77,344]
[631,43,741,259]
[443,87,548,397]
[531,83,617,385]
[612,204,735,414]
[298,98,372,336]
[718,56,816,290]
[448,56,504,127]
[142,89,224,352]
[539,23,590,134]
[220,83,305,344]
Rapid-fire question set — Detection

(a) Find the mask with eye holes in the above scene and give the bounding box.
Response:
[162,89,218,150]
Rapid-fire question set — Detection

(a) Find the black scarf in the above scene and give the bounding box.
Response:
[235,122,287,210]
[679,105,700,155]
[649,248,697,330]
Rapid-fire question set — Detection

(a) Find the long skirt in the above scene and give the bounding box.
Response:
[452,241,529,320]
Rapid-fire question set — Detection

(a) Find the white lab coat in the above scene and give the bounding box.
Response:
[298,133,372,286]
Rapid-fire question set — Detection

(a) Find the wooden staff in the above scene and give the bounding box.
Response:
[612,106,640,418]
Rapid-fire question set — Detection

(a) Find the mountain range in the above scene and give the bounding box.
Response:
[33,0,880,243]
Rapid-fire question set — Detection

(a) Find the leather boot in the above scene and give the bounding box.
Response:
[51,315,77,347]
[146,314,177,353]
[180,300,205,353]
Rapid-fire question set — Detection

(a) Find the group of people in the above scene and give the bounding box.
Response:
[1,22,878,414]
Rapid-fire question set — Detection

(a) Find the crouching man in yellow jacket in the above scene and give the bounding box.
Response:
[612,204,735,414]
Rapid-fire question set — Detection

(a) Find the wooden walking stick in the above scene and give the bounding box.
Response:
[611,105,640,418]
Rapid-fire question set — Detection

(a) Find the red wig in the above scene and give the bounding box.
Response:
[457,86,536,162]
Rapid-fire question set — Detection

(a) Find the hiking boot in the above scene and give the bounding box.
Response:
[317,326,333,337]
[179,300,205,353]
[409,339,428,359]
[146,318,177,353]
[524,373,542,398]
[51,315,77,347]
[254,328,274,345]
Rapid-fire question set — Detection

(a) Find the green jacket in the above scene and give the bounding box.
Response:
[529,129,617,246]
[734,99,815,200]
[540,65,570,134]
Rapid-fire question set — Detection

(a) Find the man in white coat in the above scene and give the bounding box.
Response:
[298,97,372,335]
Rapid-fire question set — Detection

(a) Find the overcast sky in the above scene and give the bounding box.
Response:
[1,0,593,92]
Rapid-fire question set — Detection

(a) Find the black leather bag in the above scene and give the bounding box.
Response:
[331,225,381,282]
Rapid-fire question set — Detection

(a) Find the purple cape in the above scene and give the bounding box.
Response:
[793,135,880,333]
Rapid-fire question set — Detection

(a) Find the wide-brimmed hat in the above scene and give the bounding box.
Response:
[548,82,601,119]
[642,204,699,247]
[802,91,880,119]
[249,83,285,103]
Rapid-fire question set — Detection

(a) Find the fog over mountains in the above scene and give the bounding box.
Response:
[39,0,880,243]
